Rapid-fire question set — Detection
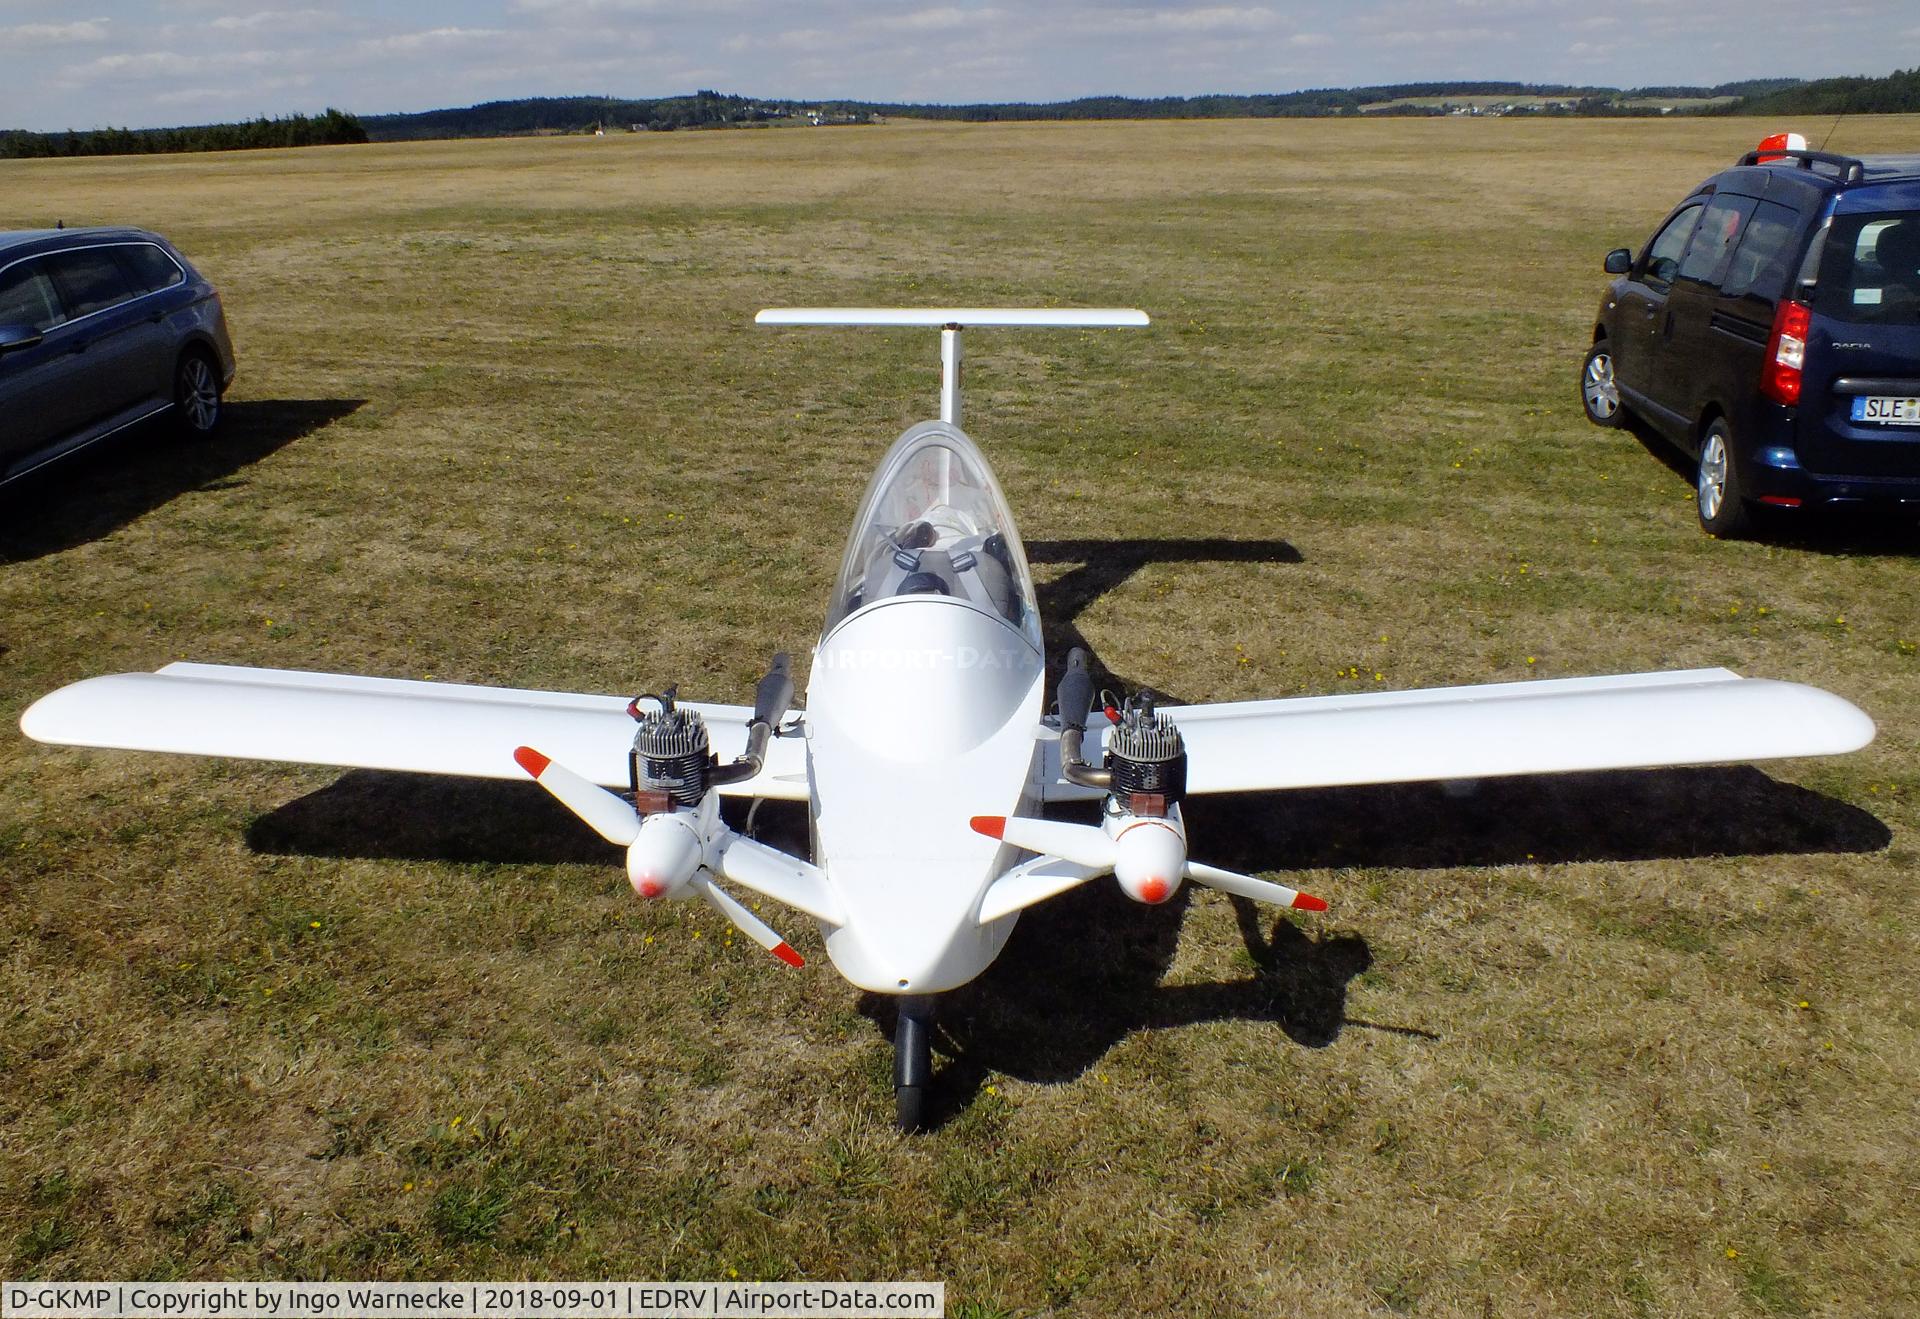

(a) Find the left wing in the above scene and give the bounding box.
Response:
[1064,668,1872,797]
[19,662,810,800]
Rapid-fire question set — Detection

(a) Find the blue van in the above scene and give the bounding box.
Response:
[1581,140,1920,536]
[0,227,236,487]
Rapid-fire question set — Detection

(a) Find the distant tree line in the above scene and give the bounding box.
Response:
[6,69,1916,159]
[0,108,367,159]
[1718,67,1920,117]
[353,79,1867,140]
[360,91,839,140]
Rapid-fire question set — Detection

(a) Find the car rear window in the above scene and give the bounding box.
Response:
[45,247,136,319]
[0,258,66,332]
[115,243,185,294]
[1812,211,1920,324]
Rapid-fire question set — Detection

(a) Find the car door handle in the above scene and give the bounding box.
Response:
[67,340,90,354]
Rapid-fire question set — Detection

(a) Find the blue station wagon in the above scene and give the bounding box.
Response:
[1582,138,1920,536]
[0,227,236,486]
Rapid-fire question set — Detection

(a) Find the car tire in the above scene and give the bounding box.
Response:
[1696,418,1752,538]
[1580,342,1625,428]
[172,349,222,437]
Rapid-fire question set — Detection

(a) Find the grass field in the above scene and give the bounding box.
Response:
[3,115,1918,1316]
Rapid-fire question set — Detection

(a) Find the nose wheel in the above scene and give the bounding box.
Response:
[893,995,936,1132]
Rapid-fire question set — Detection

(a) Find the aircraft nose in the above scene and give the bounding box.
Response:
[823,910,975,994]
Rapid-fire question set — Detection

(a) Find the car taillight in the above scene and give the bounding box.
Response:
[1761,299,1811,405]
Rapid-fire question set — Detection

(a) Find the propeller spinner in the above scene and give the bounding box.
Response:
[971,810,1327,912]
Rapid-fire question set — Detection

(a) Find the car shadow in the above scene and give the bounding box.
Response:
[1624,415,1696,484]
[1622,415,1920,553]
[0,398,364,562]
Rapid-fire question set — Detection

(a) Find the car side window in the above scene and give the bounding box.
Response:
[1676,194,1758,287]
[0,258,67,332]
[45,247,137,319]
[115,243,185,295]
[1640,202,1705,288]
[1720,200,1803,304]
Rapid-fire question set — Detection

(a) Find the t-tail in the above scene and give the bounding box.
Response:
[755,307,1148,429]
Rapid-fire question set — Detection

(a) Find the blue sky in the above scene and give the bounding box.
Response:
[3,0,1918,132]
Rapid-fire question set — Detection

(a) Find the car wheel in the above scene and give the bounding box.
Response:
[1580,343,1624,428]
[173,350,222,437]
[1696,419,1752,538]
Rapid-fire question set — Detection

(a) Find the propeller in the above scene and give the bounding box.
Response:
[513,746,638,845]
[693,874,805,967]
[515,744,805,966]
[971,813,1326,912]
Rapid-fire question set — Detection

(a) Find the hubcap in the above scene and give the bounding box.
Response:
[1698,432,1727,521]
[181,358,218,431]
[1583,352,1619,419]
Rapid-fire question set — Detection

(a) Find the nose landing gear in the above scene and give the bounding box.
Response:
[893,995,936,1132]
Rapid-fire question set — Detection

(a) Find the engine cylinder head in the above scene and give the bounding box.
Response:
[630,705,713,807]
[1105,709,1187,801]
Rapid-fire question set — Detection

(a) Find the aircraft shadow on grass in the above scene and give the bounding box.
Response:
[0,398,364,562]
[247,533,1888,1128]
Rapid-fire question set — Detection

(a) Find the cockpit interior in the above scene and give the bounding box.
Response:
[827,423,1040,641]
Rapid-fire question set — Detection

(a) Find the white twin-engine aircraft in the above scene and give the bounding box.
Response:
[22,309,1876,1129]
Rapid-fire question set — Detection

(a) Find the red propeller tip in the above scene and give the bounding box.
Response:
[969,816,1006,839]
[513,746,551,777]
[1293,893,1329,913]
[772,942,805,968]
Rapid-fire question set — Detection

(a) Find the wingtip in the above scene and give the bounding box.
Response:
[512,745,550,778]
[1293,892,1329,913]
[772,942,805,968]
[969,815,1006,840]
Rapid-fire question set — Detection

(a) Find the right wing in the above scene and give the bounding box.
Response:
[19,661,810,800]
[1065,668,1873,797]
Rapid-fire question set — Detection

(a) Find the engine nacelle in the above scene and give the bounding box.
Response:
[1113,817,1186,905]
[626,810,703,900]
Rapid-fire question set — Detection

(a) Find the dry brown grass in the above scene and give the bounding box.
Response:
[3,115,1918,1316]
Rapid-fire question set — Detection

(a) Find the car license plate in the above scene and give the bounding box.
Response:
[1851,395,1920,425]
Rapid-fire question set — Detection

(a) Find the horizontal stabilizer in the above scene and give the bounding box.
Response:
[1147,668,1874,795]
[756,307,1148,328]
[20,662,810,800]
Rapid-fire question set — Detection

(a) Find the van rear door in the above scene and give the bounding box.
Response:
[1801,205,1920,477]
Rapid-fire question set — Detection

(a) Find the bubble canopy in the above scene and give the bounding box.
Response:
[825,421,1041,647]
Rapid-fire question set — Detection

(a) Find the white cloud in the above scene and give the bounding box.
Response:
[1101,7,1281,34]
[209,8,336,33]
[876,7,978,33]
[355,27,508,56]
[3,19,110,45]
[65,47,286,80]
